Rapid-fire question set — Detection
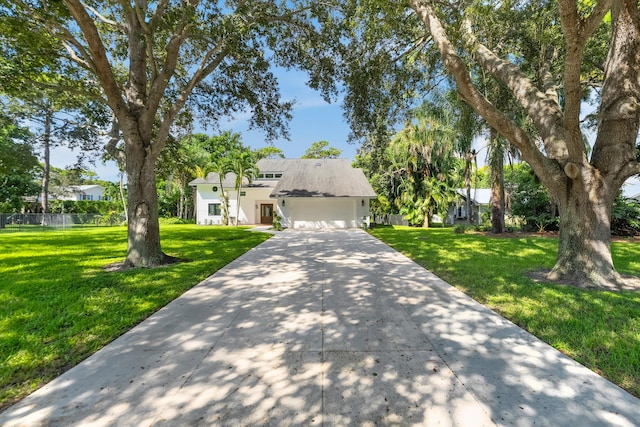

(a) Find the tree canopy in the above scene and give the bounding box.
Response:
[0,114,40,212]
[1,0,341,267]
[301,140,342,159]
[337,0,640,288]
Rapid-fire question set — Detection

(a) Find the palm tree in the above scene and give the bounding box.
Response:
[392,104,461,227]
[229,151,258,226]
[423,91,483,225]
[208,158,233,225]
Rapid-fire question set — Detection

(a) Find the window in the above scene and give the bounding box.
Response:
[257,172,282,180]
[208,203,221,216]
[81,194,93,201]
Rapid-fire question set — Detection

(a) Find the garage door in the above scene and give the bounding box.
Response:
[291,198,356,229]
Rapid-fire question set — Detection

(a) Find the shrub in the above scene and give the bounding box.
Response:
[272,214,283,231]
[159,217,196,225]
[454,224,469,234]
[612,194,640,236]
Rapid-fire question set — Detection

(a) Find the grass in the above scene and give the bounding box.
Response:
[368,226,640,398]
[0,225,270,410]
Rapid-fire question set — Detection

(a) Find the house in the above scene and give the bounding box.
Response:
[447,188,492,225]
[189,158,377,229]
[53,185,108,201]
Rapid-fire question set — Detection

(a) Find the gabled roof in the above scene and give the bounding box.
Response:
[456,188,491,205]
[269,159,376,198]
[189,158,377,198]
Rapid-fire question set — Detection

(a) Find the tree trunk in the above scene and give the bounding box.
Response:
[422,203,430,228]
[489,129,506,233]
[235,186,242,226]
[464,150,475,225]
[549,177,620,287]
[411,0,640,287]
[178,185,185,219]
[40,108,52,217]
[124,132,165,267]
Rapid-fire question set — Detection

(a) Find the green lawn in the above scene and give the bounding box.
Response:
[0,225,270,410]
[369,226,640,398]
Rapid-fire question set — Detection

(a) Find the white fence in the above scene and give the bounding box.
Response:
[0,213,126,231]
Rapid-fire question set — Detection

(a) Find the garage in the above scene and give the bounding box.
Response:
[289,198,357,229]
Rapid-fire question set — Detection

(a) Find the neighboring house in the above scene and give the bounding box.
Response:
[189,158,377,229]
[622,176,640,201]
[447,188,492,225]
[53,185,108,201]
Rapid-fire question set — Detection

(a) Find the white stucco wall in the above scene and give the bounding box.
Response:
[195,183,373,228]
[195,185,273,225]
[57,185,106,201]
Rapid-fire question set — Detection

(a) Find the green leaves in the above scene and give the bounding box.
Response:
[0,114,40,212]
[301,140,342,159]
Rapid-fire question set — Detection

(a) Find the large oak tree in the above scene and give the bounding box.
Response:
[2,0,337,267]
[339,0,640,288]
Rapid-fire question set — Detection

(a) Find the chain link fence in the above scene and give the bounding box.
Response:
[0,213,126,232]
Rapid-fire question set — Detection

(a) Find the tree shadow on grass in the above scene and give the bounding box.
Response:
[0,230,638,426]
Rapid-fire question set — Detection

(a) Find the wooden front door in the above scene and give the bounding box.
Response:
[260,204,274,224]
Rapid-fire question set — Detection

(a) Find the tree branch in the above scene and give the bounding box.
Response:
[557,0,611,159]
[60,39,93,71]
[580,0,614,40]
[539,48,559,106]
[151,43,232,159]
[63,0,127,118]
[104,116,126,167]
[408,0,562,187]
[143,6,197,125]
[80,1,123,29]
[460,15,570,161]
[133,0,158,81]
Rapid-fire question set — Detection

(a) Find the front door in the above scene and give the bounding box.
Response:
[260,204,274,224]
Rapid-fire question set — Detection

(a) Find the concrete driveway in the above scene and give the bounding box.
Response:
[1,229,638,426]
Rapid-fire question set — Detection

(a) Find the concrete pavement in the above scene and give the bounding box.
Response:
[1,229,638,426]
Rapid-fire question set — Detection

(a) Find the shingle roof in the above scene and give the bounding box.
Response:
[456,188,492,205]
[188,158,377,198]
[268,159,376,198]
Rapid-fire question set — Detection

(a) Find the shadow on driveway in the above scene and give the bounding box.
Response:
[1,230,638,426]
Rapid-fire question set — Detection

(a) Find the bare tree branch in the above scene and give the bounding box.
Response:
[80,1,123,29]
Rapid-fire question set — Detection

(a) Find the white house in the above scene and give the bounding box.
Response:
[52,185,107,201]
[447,188,492,224]
[189,158,377,229]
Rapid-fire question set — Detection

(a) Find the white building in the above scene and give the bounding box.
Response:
[189,159,376,229]
[52,185,107,201]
